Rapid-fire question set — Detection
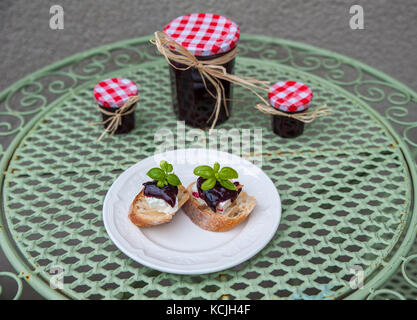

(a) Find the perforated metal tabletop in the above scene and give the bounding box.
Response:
[0,35,416,299]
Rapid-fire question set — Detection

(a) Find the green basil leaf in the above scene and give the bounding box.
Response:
[147,168,165,181]
[213,162,220,173]
[167,174,182,186]
[166,163,173,173]
[193,165,214,179]
[219,179,237,191]
[219,167,238,180]
[160,160,168,172]
[201,178,216,190]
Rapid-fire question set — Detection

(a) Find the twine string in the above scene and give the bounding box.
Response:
[89,95,139,141]
[255,103,331,123]
[151,31,270,132]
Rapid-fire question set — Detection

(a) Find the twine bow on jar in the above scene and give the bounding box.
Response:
[89,95,139,142]
[255,103,331,123]
[151,31,270,132]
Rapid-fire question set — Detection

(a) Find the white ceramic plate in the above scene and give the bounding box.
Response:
[103,148,281,274]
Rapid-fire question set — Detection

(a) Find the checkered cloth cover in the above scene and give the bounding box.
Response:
[93,78,138,108]
[268,81,313,112]
[163,13,240,57]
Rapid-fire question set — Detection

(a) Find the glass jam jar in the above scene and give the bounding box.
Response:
[93,78,138,134]
[163,13,240,128]
[272,112,304,138]
[268,81,313,138]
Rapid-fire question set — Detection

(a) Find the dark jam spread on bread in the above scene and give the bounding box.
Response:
[195,177,242,212]
[143,181,178,207]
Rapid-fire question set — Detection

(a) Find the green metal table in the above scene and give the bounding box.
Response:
[0,34,416,300]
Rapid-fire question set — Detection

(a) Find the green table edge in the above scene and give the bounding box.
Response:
[0,34,416,300]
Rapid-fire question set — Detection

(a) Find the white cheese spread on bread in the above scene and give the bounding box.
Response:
[145,196,178,215]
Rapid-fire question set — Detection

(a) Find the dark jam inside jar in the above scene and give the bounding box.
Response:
[196,177,242,212]
[169,52,235,128]
[98,103,136,134]
[143,181,178,207]
[272,112,304,138]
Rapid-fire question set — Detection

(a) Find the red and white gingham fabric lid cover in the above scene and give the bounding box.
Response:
[163,13,240,57]
[268,81,313,112]
[93,78,138,108]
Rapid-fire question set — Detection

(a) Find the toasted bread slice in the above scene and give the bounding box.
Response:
[129,185,189,227]
[182,182,257,232]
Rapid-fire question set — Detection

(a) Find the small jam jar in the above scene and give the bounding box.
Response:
[268,81,313,138]
[163,13,240,128]
[93,78,138,134]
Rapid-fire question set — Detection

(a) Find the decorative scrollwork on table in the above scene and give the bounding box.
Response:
[0,35,416,300]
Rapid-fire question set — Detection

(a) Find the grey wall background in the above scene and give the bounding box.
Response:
[0,0,416,299]
[1,0,416,93]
